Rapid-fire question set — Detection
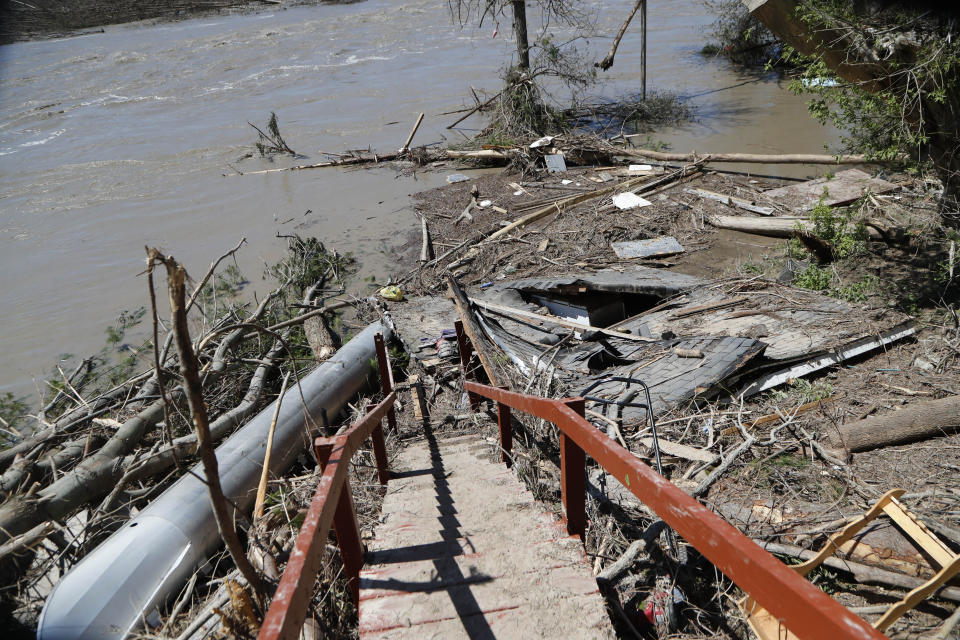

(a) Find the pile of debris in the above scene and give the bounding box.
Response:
[382,143,960,638]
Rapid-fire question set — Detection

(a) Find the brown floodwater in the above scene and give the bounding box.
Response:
[0,0,838,402]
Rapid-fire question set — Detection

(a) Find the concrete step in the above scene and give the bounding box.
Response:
[359,431,614,639]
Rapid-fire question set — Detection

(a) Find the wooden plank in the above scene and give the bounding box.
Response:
[883,498,956,568]
[669,297,747,319]
[471,299,655,343]
[635,437,718,464]
[446,276,501,386]
[408,375,426,423]
[762,169,899,211]
[684,187,775,215]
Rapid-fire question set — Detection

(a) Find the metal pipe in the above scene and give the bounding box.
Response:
[38,321,391,640]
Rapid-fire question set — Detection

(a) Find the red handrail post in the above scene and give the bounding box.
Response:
[496,386,512,467]
[373,333,397,432]
[315,439,334,468]
[370,421,390,485]
[333,476,364,607]
[560,398,587,540]
[454,320,481,411]
[316,438,364,607]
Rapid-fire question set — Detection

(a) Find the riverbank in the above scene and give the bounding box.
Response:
[1,126,957,637]
[379,144,959,637]
[0,0,848,406]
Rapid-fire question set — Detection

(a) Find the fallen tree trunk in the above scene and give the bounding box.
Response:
[0,385,131,473]
[108,340,287,494]
[302,283,336,362]
[237,148,509,176]
[619,148,877,164]
[705,214,886,239]
[824,395,960,453]
[0,396,172,544]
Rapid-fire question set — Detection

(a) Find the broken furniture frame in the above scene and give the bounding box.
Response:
[258,334,396,640]
[741,488,960,639]
[463,378,888,640]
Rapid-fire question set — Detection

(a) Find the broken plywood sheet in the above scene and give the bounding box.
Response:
[621,285,909,362]
[611,236,684,260]
[469,266,912,420]
[491,266,702,300]
[573,336,766,415]
[763,169,899,211]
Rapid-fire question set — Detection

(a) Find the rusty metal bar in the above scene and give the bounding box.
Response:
[333,478,364,606]
[313,440,364,607]
[258,444,347,640]
[370,420,389,486]
[496,390,512,468]
[464,381,887,640]
[373,333,397,432]
[258,391,396,640]
[560,398,586,539]
[454,320,481,411]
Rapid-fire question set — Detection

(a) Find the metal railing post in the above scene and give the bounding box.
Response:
[560,398,586,540]
[314,440,334,469]
[373,333,397,432]
[315,438,363,607]
[370,421,390,486]
[454,320,481,411]
[497,386,512,467]
[333,475,364,607]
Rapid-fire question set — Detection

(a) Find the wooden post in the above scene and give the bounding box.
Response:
[373,333,397,432]
[370,422,389,486]
[333,478,363,607]
[560,398,587,539]
[398,112,425,154]
[454,320,481,411]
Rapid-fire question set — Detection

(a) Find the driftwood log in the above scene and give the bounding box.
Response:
[705,214,886,239]
[619,148,877,164]
[0,397,171,544]
[824,395,960,453]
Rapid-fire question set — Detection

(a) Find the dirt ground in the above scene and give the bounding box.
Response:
[382,156,960,638]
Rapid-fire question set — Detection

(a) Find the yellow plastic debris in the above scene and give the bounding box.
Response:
[379,285,402,301]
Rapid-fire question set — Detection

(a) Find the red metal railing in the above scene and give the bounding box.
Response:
[464,381,889,640]
[258,334,396,640]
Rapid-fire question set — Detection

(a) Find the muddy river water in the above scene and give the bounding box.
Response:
[0,0,837,400]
